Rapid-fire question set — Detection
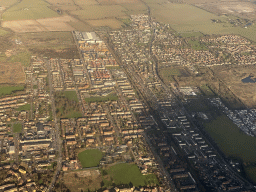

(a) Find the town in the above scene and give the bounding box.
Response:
[0,13,256,192]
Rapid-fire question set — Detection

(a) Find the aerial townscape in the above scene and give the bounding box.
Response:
[1,0,256,191]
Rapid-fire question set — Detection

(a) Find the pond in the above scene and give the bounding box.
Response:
[242,76,256,83]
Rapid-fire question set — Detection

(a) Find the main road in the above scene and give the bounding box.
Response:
[46,59,63,192]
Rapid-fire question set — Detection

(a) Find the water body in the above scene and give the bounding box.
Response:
[242,76,256,83]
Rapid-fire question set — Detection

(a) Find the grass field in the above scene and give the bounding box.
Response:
[107,163,159,187]
[159,67,181,82]
[13,123,22,133]
[9,51,31,66]
[85,93,118,103]
[2,0,59,20]
[71,5,126,20]
[65,111,83,118]
[86,19,123,29]
[200,84,215,96]
[204,115,256,163]
[64,91,78,102]
[0,29,9,36]
[179,32,203,37]
[16,104,31,111]
[78,149,103,168]
[204,114,256,183]
[149,2,256,42]
[0,86,24,97]
[188,39,208,51]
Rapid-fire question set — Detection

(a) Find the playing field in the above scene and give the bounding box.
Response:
[64,91,79,102]
[78,149,103,168]
[107,163,159,187]
[0,86,24,97]
[16,104,31,111]
[13,123,22,133]
[2,0,59,20]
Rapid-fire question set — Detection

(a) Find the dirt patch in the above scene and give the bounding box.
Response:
[2,16,78,33]
[63,169,102,192]
[0,62,25,84]
[29,47,79,59]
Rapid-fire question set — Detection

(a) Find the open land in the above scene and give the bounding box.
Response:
[0,63,25,84]
[107,163,159,187]
[0,85,24,97]
[86,19,124,29]
[78,149,103,168]
[2,0,59,21]
[212,65,256,107]
[148,1,256,42]
[63,169,102,192]
[17,31,80,59]
[16,104,31,111]
[2,16,78,33]
[13,123,22,133]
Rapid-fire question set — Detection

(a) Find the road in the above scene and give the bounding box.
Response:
[46,59,63,192]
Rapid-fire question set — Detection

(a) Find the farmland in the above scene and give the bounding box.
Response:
[78,149,103,168]
[86,19,123,29]
[70,5,126,20]
[0,86,24,97]
[2,0,59,20]
[148,1,256,42]
[107,163,159,187]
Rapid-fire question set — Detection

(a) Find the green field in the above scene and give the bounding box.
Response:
[204,115,256,183]
[16,104,31,111]
[64,91,79,102]
[200,84,215,96]
[65,111,83,119]
[9,51,31,66]
[204,115,256,163]
[0,86,24,97]
[78,149,103,168]
[2,0,59,20]
[107,163,159,187]
[159,67,181,82]
[149,2,256,42]
[179,32,203,38]
[13,123,22,133]
[188,39,208,51]
[84,93,118,103]
[71,5,126,20]
[0,29,9,36]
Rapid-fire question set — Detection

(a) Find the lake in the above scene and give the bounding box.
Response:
[242,76,256,83]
